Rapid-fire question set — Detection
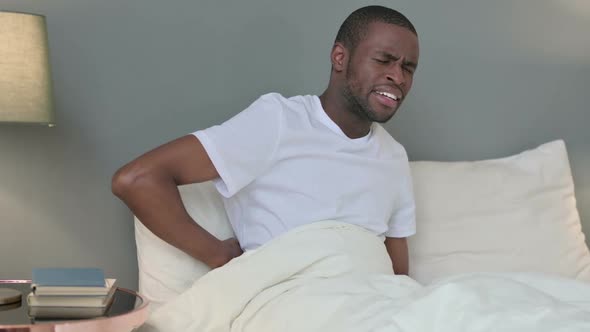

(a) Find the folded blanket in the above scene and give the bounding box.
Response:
[140,221,590,332]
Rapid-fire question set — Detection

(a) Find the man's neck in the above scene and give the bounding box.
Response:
[319,89,371,139]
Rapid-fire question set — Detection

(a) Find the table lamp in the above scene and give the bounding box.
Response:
[0,10,55,307]
[0,11,55,126]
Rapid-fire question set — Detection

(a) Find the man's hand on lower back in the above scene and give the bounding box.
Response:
[207,237,244,269]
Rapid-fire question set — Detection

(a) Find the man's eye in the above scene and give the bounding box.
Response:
[403,66,414,74]
[374,58,389,64]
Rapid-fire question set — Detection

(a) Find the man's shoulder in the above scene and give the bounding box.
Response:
[372,124,409,159]
[250,93,318,120]
[256,92,316,108]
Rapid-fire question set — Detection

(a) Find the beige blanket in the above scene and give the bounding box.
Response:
[140,221,590,332]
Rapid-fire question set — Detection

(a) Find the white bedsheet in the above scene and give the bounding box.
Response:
[140,221,590,332]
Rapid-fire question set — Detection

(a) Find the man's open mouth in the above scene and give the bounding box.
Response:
[374,90,399,101]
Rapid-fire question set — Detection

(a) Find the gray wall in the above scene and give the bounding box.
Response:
[1,0,588,289]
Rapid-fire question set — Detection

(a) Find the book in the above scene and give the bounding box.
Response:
[27,281,117,307]
[32,278,117,296]
[32,268,105,287]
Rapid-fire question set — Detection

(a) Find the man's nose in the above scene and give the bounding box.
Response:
[386,65,405,87]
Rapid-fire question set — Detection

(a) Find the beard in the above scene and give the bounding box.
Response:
[341,82,396,124]
[342,65,397,124]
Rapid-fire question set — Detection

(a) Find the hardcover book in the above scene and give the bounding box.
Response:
[32,268,105,287]
[32,278,117,296]
[27,281,117,307]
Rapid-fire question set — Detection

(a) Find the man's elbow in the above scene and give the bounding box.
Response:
[111,163,147,200]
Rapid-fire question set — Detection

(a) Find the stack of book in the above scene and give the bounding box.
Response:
[27,268,117,319]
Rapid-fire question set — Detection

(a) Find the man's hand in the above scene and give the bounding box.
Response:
[206,238,244,269]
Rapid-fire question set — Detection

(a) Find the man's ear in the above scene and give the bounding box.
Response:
[330,42,347,72]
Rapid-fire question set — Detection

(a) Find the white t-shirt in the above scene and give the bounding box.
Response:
[193,93,416,250]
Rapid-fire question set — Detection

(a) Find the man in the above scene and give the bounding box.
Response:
[112,5,419,275]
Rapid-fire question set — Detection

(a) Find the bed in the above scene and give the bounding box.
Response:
[133,140,590,331]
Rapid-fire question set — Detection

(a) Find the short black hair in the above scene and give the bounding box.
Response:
[335,6,417,52]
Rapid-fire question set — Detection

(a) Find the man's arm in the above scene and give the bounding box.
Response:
[111,134,242,269]
[384,237,409,275]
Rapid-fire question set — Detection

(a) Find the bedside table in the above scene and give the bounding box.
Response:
[0,280,149,332]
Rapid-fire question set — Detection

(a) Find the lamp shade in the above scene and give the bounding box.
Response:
[0,11,55,126]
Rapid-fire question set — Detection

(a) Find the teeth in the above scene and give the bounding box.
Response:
[376,91,398,100]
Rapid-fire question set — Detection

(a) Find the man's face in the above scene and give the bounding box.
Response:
[342,22,419,123]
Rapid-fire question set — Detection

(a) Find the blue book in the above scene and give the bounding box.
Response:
[32,268,106,287]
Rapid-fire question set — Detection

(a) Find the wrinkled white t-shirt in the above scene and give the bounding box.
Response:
[193,93,415,250]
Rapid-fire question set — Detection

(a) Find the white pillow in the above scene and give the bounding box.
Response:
[408,140,590,284]
[134,181,233,311]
